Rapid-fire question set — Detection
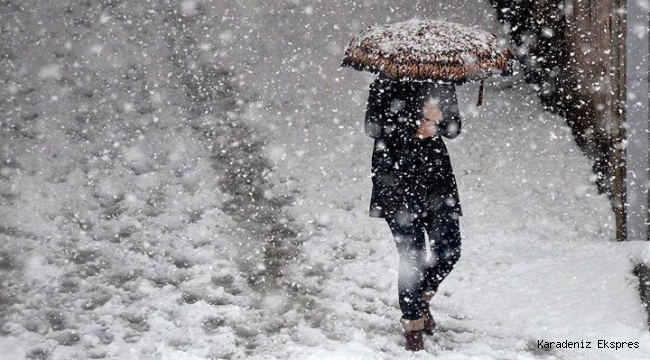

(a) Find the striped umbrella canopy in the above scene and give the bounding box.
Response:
[342,20,515,104]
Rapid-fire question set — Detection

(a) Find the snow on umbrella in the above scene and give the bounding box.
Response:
[341,19,515,104]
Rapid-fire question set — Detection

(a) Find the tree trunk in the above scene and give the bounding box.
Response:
[489,0,627,239]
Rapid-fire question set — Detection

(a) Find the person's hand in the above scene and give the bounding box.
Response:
[416,101,442,139]
[415,120,438,139]
[423,100,443,122]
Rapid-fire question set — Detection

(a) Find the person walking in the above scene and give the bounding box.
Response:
[365,76,463,351]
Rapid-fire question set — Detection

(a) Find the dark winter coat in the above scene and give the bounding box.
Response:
[365,78,462,219]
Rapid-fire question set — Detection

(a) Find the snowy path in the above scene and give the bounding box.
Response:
[265,77,650,360]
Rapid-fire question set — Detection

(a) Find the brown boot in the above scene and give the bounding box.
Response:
[421,291,436,335]
[400,317,425,351]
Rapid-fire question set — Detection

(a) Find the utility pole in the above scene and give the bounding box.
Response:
[612,0,627,242]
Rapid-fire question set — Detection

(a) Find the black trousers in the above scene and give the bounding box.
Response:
[386,212,461,320]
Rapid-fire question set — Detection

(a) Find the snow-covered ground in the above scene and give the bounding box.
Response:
[1,1,649,359]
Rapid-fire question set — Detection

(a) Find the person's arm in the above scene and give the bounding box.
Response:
[365,79,418,141]
[435,83,462,139]
[364,79,385,139]
[417,83,462,139]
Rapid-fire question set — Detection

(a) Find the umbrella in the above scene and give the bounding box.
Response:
[341,19,515,105]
